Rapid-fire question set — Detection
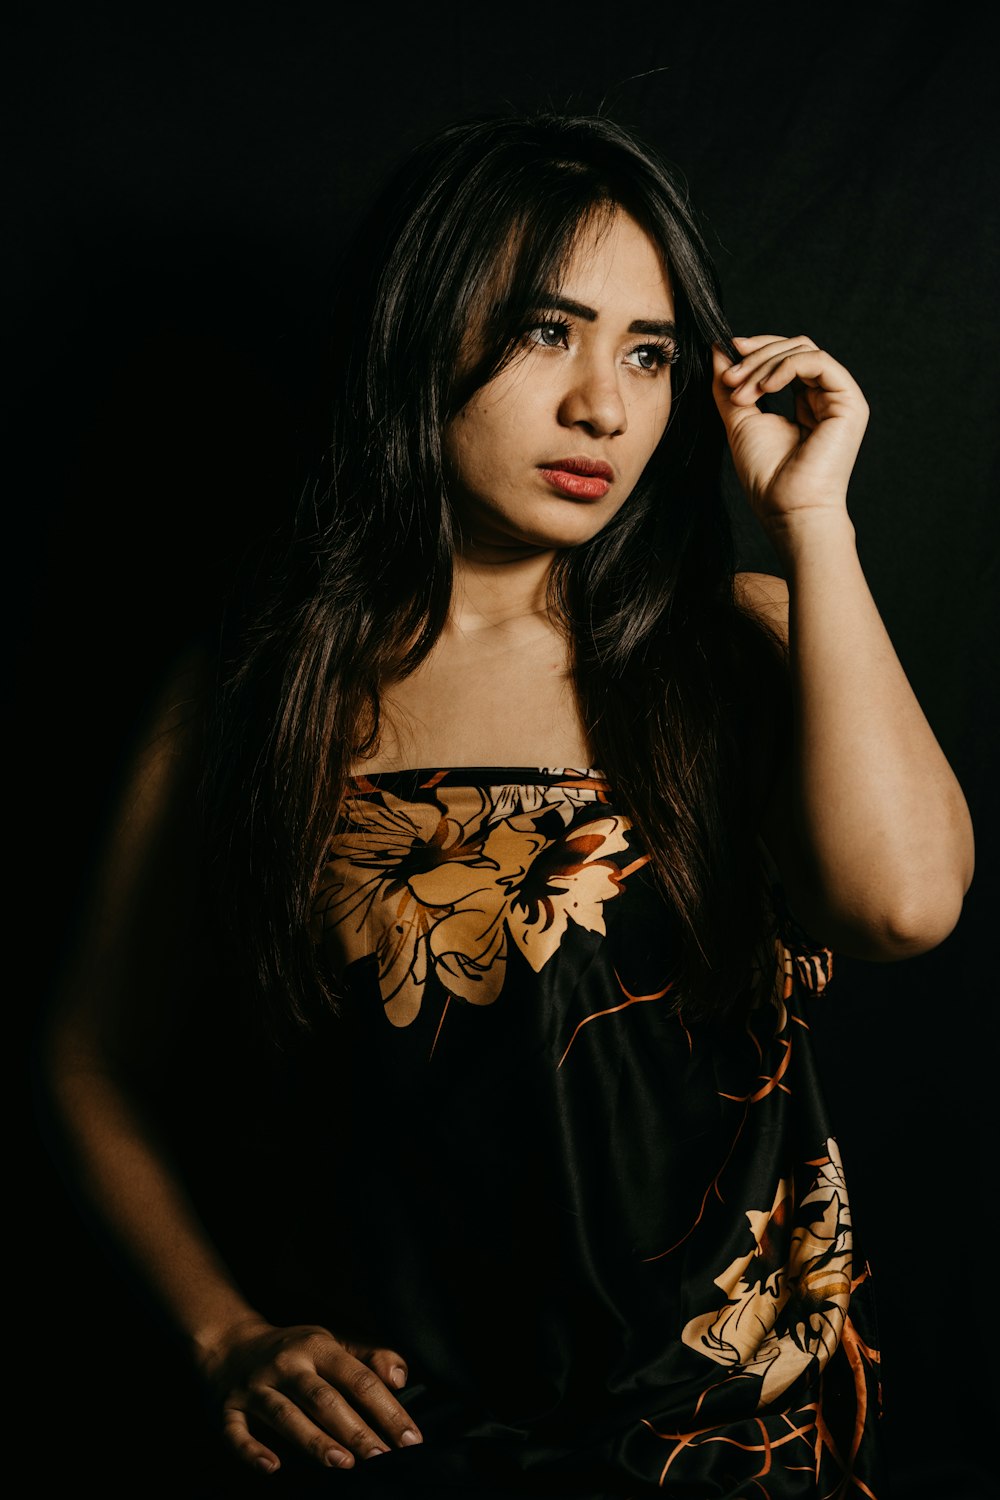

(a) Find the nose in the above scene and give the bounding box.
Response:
[557,355,627,437]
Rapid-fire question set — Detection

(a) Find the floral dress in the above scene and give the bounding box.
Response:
[308,767,882,1498]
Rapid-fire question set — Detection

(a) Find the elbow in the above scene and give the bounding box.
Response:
[810,851,974,961]
[781,808,976,963]
[834,810,976,961]
[860,879,970,961]
[882,821,977,958]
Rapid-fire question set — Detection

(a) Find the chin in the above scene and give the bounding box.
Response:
[475,496,629,551]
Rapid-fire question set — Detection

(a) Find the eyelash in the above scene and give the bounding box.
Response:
[523,315,679,372]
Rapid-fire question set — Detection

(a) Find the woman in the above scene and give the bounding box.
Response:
[40,112,974,1497]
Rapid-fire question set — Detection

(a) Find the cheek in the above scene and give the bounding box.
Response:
[653,383,673,436]
[628,388,672,467]
[447,414,493,488]
[449,393,526,480]
[444,409,507,504]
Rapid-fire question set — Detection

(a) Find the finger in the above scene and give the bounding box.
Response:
[247,1382,376,1467]
[283,1375,397,1462]
[339,1336,410,1391]
[221,1406,284,1475]
[720,336,819,388]
[753,349,858,398]
[731,333,818,357]
[224,1399,361,1475]
[794,386,820,433]
[362,1344,410,1391]
[711,343,761,420]
[727,352,860,417]
[315,1345,424,1449]
[711,342,739,375]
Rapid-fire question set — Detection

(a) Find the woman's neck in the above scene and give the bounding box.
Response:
[353,540,587,775]
[449,540,557,641]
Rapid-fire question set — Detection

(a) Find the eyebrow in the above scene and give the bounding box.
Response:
[532,293,678,339]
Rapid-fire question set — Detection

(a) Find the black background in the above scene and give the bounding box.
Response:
[12,3,997,1495]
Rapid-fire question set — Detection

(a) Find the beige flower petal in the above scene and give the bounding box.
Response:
[384,981,425,1028]
[429,904,508,1006]
[681,1141,853,1408]
[375,896,433,1014]
[340,788,445,851]
[504,817,631,973]
[316,786,501,1027]
[407,859,500,908]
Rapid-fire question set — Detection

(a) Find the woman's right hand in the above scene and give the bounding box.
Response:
[199,1318,424,1474]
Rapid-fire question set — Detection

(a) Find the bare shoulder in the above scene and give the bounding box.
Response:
[735,570,789,645]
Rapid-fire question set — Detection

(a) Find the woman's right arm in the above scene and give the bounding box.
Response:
[38,650,423,1475]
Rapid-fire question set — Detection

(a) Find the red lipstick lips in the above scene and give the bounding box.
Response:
[538,455,614,501]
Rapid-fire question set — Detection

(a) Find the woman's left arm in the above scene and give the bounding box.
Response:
[714,334,975,960]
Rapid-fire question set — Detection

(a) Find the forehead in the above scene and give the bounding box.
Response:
[558,207,675,313]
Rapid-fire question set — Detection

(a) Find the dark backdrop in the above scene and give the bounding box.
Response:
[12,4,997,1496]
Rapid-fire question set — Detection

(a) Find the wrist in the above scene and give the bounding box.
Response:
[760,507,857,570]
[190,1308,273,1376]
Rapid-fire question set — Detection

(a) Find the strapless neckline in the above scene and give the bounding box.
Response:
[347,765,607,786]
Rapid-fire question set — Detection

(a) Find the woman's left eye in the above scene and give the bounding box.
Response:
[625,343,676,372]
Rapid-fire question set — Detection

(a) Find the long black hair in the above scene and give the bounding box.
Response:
[204,110,789,1041]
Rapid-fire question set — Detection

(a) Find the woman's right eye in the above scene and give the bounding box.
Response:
[525,320,570,349]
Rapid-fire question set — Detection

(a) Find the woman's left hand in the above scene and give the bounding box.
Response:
[711,336,869,530]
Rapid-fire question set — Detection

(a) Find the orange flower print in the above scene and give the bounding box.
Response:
[314,784,631,1026]
[313,786,503,1025]
[501,817,631,971]
[681,1138,853,1407]
[423,814,630,1001]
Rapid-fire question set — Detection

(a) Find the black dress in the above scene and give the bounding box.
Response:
[281,766,881,1497]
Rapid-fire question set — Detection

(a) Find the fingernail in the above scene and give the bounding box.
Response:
[326,1450,353,1469]
[254,1457,277,1474]
[400,1428,422,1446]
[365,1444,390,1459]
[390,1365,407,1388]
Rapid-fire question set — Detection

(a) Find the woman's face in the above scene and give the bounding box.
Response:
[444,207,677,553]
